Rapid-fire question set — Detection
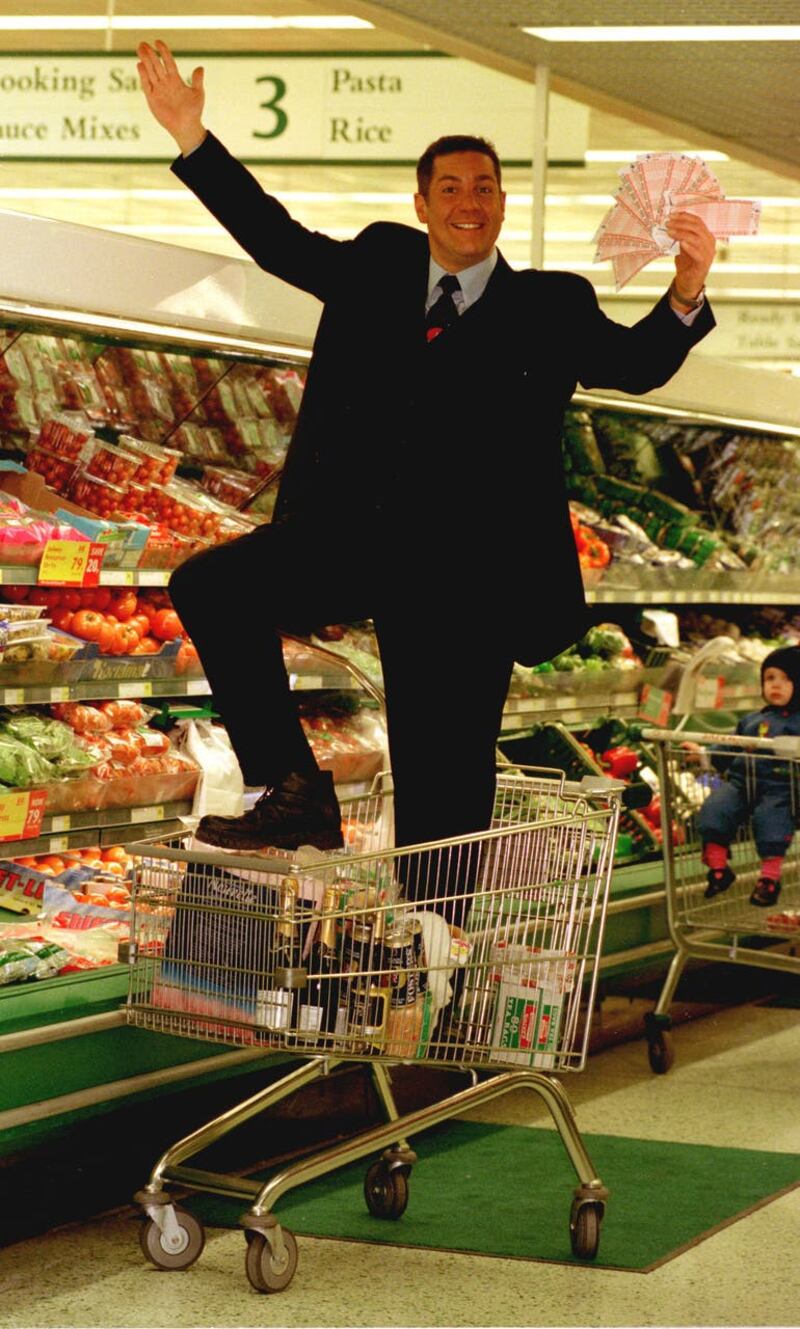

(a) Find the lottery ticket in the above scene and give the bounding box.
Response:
[666,195,762,236]
[594,152,761,287]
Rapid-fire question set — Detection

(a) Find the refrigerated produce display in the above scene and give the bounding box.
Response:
[4,214,800,1144]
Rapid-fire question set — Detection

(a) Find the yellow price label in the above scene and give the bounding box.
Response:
[0,789,47,842]
[38,539,105,587]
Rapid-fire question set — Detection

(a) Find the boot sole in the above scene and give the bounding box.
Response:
[194,823,344,853]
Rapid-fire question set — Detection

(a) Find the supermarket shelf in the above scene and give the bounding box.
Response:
[0,673,367,706]
[0,678,212,705]
[584,571,800,606]
[1,800,192,857]
[0,565,170,587]
[501,690,640,731]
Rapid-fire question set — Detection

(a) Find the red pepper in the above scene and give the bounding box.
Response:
[601,746,640,779]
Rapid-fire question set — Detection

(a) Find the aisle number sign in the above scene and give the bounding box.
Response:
[38,539,105,587]
[0,789,47,846]
[0,54,587,162]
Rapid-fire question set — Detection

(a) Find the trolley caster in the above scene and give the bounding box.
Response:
[569,1201,602,1261]
[139,1204,205,1271]
[644,1013,675,1074]
[244,1226,298,1293]
[364,1160,410,1220]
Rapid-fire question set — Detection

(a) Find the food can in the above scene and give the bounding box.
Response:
[383,919,426,1008]
[345,981,389,1050]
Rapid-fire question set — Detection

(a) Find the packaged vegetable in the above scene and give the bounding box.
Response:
[0,940,40,985]
[0,733,55,786]
[50,702,113,734]
[0,712,97,774]
[96,699,149,728]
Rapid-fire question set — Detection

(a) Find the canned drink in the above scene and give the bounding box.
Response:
[341,919,376,976]
[346,981,389,1050]
[383,920,426,1008]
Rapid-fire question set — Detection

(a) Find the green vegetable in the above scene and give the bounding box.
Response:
[0,735,55,788]
[0,712,96,775]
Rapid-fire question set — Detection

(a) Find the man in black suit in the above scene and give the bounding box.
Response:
[137,41,716,865]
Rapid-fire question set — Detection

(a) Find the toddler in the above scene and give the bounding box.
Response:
[698,645,800,907]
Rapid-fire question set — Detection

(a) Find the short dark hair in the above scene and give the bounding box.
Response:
[416,135,502,197]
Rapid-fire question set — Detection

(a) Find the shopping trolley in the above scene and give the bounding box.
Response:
[642,729,800,1073]
[124,767,624,1292]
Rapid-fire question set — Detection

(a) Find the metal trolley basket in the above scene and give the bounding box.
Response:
[124,767,624,1292]
[642,729,800,1074]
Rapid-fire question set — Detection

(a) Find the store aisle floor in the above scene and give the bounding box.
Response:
[1,1001,797,1329]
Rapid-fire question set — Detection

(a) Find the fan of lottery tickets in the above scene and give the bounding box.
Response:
[595,151,761,290]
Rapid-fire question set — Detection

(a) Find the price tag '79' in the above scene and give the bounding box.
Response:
[38,539,106,587]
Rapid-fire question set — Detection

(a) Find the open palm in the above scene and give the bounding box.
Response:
[137,40,205,147]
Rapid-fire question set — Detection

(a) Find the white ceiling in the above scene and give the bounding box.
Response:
[1,2,799,366]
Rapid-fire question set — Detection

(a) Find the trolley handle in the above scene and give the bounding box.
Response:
[642,727,800,757]
[499,762,627,803]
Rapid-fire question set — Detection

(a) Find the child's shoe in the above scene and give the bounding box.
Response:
[704,865,735,899]
[749,877,781,908]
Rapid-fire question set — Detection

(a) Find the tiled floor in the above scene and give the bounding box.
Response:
[1,1000,797,1329]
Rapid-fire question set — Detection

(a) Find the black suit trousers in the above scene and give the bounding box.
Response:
[169,518,514,861]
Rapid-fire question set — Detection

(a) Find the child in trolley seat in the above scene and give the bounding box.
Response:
[694,645,800,908]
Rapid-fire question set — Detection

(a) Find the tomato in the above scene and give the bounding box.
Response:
[51,608,75,633]
[175,640,200,674]
[28,586,59,607]
[37,855,66,874]
[151,608,183,641]
[101,845,129,864]
[109,590,138,622]
[129,614,151,640]
[109,623,140,656]
[2,586,29,603]
[96,619,117,654]
[60,588,83,612]
[101,860,126,877]
[133,635,160,655]
[105,887,132,904]
[13,856,39,869]
[70,609,104,642]
[82,587,112,612]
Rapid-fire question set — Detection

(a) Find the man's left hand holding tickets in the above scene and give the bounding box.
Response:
[665,211,716,310]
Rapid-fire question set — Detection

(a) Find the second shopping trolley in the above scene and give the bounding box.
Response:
[124,766,624,1291]
[643,728,800,1073]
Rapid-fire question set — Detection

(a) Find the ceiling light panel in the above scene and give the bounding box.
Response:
[522,26,800,41]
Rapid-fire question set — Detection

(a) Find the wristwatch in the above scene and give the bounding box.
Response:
[670,280,705,312]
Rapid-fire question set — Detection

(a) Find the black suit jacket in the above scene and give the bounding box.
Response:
[173,134,715,665]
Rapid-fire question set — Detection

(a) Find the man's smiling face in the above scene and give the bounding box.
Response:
[414,150,506,272]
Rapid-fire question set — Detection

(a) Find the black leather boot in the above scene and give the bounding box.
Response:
[195,770,344,851]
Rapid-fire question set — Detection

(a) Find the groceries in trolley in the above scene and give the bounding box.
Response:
[487,943,578,1070]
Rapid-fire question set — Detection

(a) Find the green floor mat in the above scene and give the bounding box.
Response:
[187,1119,800,1270]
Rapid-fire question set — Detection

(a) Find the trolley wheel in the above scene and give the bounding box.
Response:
[570,1202,601,1261]
[647,1028,675,1075]
[139,1206,205,1271]
[364,1161,410,1220]
[244,1228,298,1294]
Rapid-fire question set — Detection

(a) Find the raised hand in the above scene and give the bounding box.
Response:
[137,39,206,155]
[665,211,716,303]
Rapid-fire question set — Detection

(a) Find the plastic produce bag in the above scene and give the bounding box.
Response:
[0,711,97,774]
[0,733,56,787]
[172,718,244,818]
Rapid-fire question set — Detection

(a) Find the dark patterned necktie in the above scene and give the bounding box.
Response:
[425,274,461,343]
